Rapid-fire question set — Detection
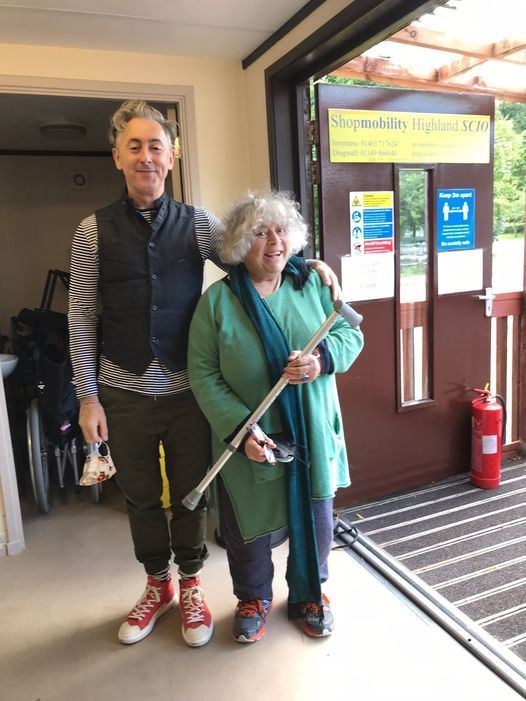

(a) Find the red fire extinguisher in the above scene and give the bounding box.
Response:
[470,386,506,489]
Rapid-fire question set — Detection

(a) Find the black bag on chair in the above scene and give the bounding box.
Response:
[38,342,78,428]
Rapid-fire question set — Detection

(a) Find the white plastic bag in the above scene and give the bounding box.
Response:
[79,442,116,486]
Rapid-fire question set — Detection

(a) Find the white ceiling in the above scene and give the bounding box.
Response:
[0,0,314,152]
[0,0,311,58]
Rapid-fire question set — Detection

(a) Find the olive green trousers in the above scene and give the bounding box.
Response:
[99,385,210,575]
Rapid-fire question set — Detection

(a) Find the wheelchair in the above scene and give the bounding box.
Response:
[11,269,102,513]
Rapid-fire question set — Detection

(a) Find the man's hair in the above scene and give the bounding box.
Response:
[219,190,309,264]
[109,100,178,146]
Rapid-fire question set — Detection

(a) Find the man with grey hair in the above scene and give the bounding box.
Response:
[69,100,218,648]
[69,99,339,648]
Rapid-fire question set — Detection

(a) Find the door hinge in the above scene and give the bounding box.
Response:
[307,120,319,146]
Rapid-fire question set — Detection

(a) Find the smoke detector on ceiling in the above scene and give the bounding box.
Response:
[39,119,87,140]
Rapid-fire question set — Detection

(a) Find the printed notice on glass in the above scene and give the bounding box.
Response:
[437,189,475,251]
[342,191,395,301]
[341,253,394,302]
[349,191,394,255]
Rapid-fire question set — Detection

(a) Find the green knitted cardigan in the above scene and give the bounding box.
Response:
[228,258,322,618]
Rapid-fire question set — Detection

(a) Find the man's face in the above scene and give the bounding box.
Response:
[112,118,174,207]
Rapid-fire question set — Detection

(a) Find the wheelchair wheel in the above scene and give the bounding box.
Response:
[26,399,50,514]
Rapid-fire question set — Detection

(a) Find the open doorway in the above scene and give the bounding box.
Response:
[0,93,183,337]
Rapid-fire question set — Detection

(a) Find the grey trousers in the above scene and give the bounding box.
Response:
[99,385,211,576]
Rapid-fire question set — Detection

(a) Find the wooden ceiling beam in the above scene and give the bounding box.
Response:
[330,19,526,103]
[460,73,526,98]
[389,24,526,66]
[439,55,487,81]
[330,65,526,103]
[344,55,437,82]
[493,38,526,62]
[389,23,492,59]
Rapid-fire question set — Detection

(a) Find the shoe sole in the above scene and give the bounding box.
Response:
[233,601,272,643]
[234,627,266,643]
[302,624,333,638]
[182,621,214,647]
[118,596,177,645]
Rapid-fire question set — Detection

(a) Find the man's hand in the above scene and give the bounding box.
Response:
[79,397,109,443]
[308,259,342,301]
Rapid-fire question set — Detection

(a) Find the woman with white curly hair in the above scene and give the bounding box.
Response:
[188,190,364,643]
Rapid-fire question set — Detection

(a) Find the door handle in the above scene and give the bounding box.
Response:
[473,287,495,317]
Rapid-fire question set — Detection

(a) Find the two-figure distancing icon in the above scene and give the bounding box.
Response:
[442,200,469,221]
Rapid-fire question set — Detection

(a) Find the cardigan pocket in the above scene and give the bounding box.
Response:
[323,413,345,462]
[250,460,285,484]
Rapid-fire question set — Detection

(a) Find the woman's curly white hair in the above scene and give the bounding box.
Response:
[219,190,309,264]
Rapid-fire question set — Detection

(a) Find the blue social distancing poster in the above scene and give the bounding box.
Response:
[436,189,475,251]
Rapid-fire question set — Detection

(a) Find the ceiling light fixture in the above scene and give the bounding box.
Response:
[39,119,87,140]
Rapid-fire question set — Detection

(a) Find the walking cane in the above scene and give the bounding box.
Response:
[182,299,363,510]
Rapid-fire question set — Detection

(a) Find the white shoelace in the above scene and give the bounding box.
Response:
[128,583,162,621]
[180,585,206,624]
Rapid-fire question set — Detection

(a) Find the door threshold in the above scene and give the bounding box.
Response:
[334,518,526,697]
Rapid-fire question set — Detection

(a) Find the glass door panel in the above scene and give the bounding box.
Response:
[398,169,432,406]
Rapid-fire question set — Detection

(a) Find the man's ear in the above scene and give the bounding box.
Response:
[112,146,122,171]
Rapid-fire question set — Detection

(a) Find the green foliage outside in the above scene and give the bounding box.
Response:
[399,170,427,278]
[399,170,425,241]
[494,102,526,239]
[321,75,392,89]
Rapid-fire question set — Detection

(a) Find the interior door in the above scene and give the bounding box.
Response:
[315,84,495,506]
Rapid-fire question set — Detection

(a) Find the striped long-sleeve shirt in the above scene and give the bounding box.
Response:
[68,205,225,398]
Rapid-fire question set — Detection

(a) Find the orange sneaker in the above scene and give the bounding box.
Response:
[233,598,272,643]
[302,594,334,638]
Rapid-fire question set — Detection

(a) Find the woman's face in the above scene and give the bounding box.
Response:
[243,223,292,281]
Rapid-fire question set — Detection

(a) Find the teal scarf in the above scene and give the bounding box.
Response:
[229,257,322,617]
